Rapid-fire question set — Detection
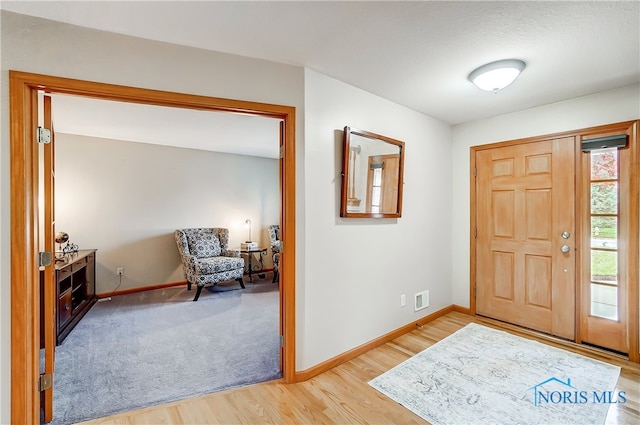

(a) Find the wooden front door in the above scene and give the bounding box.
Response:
[476,137,576,339]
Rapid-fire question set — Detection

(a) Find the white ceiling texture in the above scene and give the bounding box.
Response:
[3,1,639,158]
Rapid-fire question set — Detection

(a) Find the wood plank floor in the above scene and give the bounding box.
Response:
[78,312,639,424]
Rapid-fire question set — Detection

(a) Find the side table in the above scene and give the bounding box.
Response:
[237,247,268,282]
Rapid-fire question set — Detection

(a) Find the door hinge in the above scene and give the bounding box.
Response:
[279,240,283,252]
[473,167,477,177]
[279,335,284,347]
[36,126,51,144]
[38,251,52,267]
[474,227,477,238]
[39,373,52,392]
[474,287,477,298]
[280,146,285,159]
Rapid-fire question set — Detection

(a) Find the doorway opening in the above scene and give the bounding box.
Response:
[48,92,283,422]
[10,70,296,425]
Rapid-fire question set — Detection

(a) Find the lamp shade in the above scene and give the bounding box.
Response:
[468,59,526,92]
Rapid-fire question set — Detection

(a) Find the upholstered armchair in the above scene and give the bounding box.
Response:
[268,224,280,283]
[175,228,245,301]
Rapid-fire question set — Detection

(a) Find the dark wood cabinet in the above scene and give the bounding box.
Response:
[53,249,97,344]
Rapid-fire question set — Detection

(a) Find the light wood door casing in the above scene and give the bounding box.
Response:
[10,70,297,425]
[42,94,56,422]
[278,120,285,371]
[476,138,576,339]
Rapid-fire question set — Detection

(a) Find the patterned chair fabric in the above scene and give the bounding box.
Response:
[268,224,280,283]
[175,228,245,301]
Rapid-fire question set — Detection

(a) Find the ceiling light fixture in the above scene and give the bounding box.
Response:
[468,59,526,93]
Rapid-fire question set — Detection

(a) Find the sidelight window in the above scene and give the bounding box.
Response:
[589,148,619,320]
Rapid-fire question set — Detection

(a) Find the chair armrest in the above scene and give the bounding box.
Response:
[181,254,198,270]
[221,249,240,258]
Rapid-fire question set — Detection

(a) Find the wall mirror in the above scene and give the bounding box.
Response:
[341,126,405,218]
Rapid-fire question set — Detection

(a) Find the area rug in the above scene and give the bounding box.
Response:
[369,323,621,425]
[50,281,281,425]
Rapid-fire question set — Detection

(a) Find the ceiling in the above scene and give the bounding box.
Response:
[49,94,282,159]
[3,1,639,156]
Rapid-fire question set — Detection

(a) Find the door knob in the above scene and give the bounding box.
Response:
[561,231,570,239]
[561,245,571,253]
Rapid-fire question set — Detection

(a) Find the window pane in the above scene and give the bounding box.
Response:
[372,187,381,206]
[591,249,617,284]
[590,284,618,320]
[590,182,617,214]
[590,149,617,180]
[373,168,382,186]
[590,217,617,249]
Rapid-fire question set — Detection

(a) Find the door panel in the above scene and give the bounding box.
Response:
[525,255,551,308]
[476,137,576,339]
[493,251,514,300]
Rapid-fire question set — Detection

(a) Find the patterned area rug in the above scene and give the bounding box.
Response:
[369,323,621,425]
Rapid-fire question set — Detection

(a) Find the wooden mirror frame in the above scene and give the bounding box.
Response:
[340,126,405,218]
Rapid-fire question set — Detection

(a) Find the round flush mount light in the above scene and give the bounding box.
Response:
[468,59,526,93]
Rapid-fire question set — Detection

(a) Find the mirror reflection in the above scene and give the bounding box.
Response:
[341,126,405,218]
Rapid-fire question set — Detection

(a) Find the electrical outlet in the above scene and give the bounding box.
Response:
[400,294,406,307]
[116,267,124,276]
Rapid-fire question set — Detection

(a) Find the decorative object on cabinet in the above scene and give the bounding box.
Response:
[52,249,97,344]
[174,228,246,301]
[55,231,79,260]
[55,231,69,262]
[340,126,405,218]
[268,224,280,283]
[62,241,79,255]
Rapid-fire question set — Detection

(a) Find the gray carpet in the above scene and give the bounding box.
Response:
[49,279,281,425]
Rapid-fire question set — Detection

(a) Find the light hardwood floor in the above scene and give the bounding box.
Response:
[78,312,639,424]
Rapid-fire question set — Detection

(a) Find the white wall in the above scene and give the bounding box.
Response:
[55,134,279,294]
[1,11,304,423]
[451,84,640,308]
[301,69,453,369]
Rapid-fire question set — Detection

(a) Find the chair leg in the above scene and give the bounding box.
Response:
[236,277,245,289]
[193,285,203,301]
[187,281,192,291]
[272,269,279,283]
